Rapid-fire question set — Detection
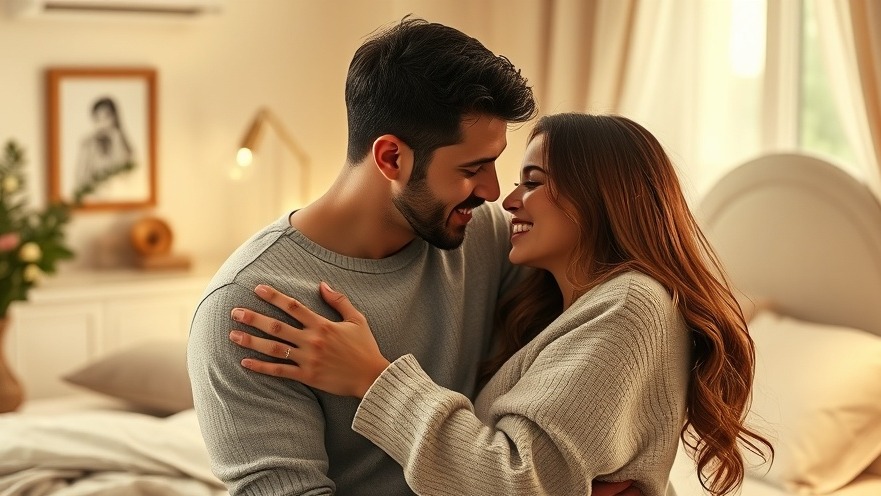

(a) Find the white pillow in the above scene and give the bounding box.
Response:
[745,311,881,493]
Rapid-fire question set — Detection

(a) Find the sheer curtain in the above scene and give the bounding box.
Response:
[421,0,878,202]
[529,0,714,201]
[850,0,881,173]
[535,0,637,114]
[483,0,640,189]
[448,0,767,202]
[526,0,770,202]
[813,0,881,196]
[617,0,766,202]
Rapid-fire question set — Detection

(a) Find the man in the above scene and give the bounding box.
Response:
[188,17,638,496]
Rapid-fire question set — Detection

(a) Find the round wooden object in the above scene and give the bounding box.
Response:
[130,216,173,257]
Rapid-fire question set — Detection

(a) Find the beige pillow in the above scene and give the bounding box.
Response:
[745,311,881,493]
[865,455,881,477]
[733,290,773,323]
[63,340,193,415]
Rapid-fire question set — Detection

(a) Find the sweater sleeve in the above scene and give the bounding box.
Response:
[188,282,334,496]
[351,282,688,496]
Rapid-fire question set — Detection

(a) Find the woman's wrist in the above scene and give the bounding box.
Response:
[356,357,392,399]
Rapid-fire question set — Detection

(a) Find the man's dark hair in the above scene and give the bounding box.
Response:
[345,17,536,179]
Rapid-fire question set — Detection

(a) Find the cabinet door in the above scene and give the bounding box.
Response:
[103,292,200,351]
[4,271,211,402]
[7,303,103,399]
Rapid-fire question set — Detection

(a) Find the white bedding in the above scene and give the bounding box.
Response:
[18,391,136,415]
[0,405,225,495]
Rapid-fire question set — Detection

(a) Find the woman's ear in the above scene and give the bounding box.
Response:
[372,135,412,183]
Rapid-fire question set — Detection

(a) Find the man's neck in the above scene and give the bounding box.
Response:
[289,170,418,259]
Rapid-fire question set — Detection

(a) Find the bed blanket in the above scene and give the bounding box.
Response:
[0,408,226,495]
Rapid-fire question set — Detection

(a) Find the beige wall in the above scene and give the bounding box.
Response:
[0,0,542,267]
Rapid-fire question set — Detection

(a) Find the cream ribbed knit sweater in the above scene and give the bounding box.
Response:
[353,271,691,496]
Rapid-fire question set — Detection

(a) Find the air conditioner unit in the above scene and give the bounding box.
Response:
[6,0,223,18]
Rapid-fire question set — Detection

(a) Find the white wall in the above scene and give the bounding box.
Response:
[0,0,541,269]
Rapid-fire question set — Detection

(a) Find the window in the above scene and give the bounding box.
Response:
[798,0,857,167]
[622,0,865,198]
[694,0,860,191]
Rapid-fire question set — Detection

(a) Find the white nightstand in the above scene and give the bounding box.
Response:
[5,263,217,400]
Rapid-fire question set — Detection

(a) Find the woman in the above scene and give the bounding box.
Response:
[75,97,133,187]
[228,113,773,495]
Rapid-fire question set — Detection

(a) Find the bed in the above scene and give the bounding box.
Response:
[0,340,226,495]
[668,153,881,495]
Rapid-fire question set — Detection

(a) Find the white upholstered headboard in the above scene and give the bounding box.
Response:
[697,153,881,337]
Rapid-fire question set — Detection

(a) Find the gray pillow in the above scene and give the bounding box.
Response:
[63,339,193,415]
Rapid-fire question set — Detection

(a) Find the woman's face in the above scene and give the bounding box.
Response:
[502,134,580,276]
[93,105,116,131]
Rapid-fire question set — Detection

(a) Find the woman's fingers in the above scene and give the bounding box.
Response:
[231,331,322,386]
[230,307,302,346]
[240,356,302,381]
[230,329,314,381]
[253,284,323,327]
[230,282,390,398]
[229,329,299,362]
[319,282,365,324]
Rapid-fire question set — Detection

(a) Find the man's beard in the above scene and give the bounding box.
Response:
[392,177,484,250]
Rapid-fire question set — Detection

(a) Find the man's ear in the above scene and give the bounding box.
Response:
[372,135,412,183]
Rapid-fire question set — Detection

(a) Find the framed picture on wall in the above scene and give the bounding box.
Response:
[47,67,157,211]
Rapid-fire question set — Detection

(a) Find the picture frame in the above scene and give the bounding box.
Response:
[47,67,157,211]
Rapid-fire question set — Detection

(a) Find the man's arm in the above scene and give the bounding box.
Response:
[593,480,643,496]
[188,282,334,495]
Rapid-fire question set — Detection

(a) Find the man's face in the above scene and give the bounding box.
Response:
[393,114,507,250]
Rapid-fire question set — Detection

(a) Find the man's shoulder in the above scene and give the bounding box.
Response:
[201,220,296,295]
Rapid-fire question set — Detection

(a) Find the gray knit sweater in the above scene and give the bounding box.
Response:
[187,204,522,495]
[352,271,691,496]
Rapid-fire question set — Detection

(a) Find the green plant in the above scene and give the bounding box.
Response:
[0,140,134,317]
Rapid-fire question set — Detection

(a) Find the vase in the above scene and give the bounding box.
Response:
[0,318,24,413]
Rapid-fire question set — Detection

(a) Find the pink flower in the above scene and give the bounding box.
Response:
[0,232,20,252]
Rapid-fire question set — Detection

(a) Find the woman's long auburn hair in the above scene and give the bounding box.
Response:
[479,113,773,496]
